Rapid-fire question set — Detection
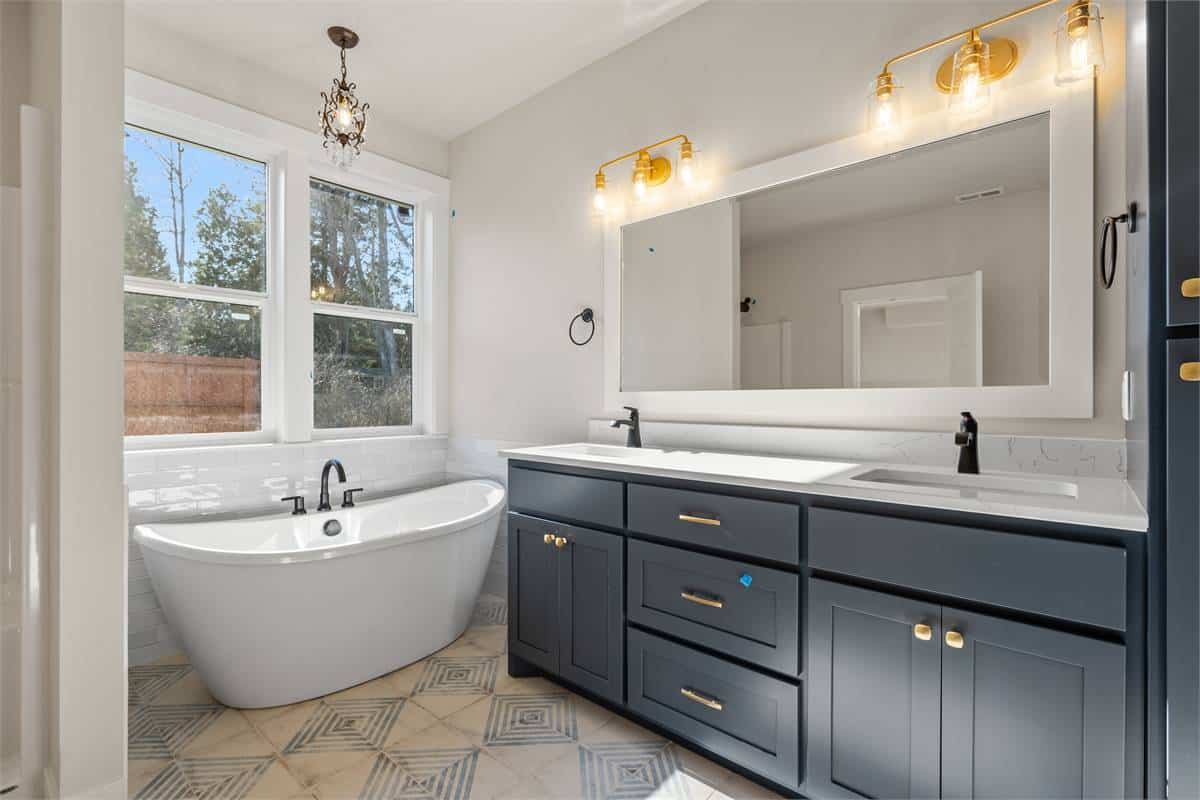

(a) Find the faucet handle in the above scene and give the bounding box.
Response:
[954,432,973,446]
[282,495,307,515]
[342,488,364,508]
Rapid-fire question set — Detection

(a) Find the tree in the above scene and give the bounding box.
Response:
[123,158,175,352]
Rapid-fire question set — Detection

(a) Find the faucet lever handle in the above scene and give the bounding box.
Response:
[954,432,972,446]
[282,495,307,515]
[342,488,364,508]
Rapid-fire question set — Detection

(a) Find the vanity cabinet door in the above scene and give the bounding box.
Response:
[507,514,560,674]
[807,579,941,799]
[940,608,1126,799]
[557,525,624,705]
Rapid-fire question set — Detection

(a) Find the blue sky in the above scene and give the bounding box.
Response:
[124,124,265,283]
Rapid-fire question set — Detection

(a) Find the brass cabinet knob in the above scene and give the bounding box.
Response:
[913,623,933,641]
[543,533,555,545]
[554,536,568,549]
[1181,362,1200,383]
[945,630,965,649]
[1183,277,1200,298]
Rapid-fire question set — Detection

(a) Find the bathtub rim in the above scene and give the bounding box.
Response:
[133,478,506,567]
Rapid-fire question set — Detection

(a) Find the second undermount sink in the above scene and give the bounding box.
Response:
[851,468,1079,499]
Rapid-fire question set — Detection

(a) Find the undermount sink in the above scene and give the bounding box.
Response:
[550,443,649,459]
[851,468,1079,499]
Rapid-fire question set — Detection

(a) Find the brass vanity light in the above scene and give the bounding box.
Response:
[869,0,1105,133]
[592,134,694,211]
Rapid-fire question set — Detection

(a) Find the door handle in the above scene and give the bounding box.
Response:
[945,630,965,649]
[553,536,568,549]
[681,590,724,609]
[543,533,555,545]
[913,623,933,641]
[1181,362,1200,383]
[680,687,723,711]
[678,513,720,527]
[1183,278,1200,298]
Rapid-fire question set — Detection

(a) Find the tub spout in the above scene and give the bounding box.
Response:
[318,459,347,511]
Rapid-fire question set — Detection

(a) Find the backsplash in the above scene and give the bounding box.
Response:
[126,435,447,665]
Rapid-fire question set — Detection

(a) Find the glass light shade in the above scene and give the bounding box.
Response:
[592,185,607,213]
[949,36,991,115]
[867,76,905,136]
[632,173,648,201]
[1055,1,1105,84]
[334,97,356,133]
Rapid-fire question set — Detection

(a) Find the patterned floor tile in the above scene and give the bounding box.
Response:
[578,741,692,800]
[482,694,578,747]
[129,665,192,708]
[470,595,508,627]
[362,748,479,800]
[282,698,406,754]
[413,657,499,696]
[129,704,225,759]
[178,710,257,758]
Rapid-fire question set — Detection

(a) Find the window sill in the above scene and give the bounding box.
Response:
[124,432,447,458]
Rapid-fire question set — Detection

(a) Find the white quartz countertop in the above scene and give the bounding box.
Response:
[498,443,1149,532]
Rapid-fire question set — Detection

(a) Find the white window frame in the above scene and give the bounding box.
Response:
[124,70,450,450]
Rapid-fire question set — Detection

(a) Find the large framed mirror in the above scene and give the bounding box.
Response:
[603,79,1093,422]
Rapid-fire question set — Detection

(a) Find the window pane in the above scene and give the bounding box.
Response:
[310,179,415,312]
[314,315,412,428]
[124,124,267,292]
[124,293,262,435]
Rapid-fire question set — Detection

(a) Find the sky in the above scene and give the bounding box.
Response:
[124,123,265,285]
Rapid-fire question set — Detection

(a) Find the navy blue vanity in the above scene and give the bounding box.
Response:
[503,458,1147,799]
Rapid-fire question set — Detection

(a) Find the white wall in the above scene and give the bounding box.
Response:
[123,13,449,178]
[740,188,1050,389]
[448,0,1127,445]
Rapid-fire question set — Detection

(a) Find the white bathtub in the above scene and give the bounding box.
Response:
[133,479,506,708]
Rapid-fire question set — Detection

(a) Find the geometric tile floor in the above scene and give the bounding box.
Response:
[128,592,785,799]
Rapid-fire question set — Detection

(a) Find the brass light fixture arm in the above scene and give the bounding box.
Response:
[881,0,1060,73]
[596,134,692,176]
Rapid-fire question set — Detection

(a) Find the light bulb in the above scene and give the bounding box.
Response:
[633,174,647,200]
[1070,36,1090,70]
[961,69,980,103]
[1055,1,1105,84]
[334,97,354,133]
[593,185,606,212]
[868,72,904,138]
[679,140,696,186]
[949,34,991,115]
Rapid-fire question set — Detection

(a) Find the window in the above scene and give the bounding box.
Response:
[123,124,268,437]
[309,179,418,430]
[122,77,446,448]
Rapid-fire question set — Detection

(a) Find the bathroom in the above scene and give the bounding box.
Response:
[0,0,1195,798]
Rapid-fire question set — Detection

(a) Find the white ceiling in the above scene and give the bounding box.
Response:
[739,112,1051,248]
[125,0,707,142]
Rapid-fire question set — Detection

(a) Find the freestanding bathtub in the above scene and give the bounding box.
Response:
[134,479,506,708]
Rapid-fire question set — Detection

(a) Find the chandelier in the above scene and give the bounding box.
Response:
[319,26,369,168]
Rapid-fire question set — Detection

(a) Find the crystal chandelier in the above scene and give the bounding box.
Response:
[319,26,369,168]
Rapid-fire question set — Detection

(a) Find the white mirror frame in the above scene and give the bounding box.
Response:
[603,77,1094,423]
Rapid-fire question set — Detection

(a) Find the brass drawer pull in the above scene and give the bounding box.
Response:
[554,536,568,549]
[1181,362,1200,383]
[680,687,723,711]
[913,623,932,641]
[681,590,724,609]
[945,630,965,649]
[678,513,721,527]
[1183,278,1200,298]
[543,533,555,545]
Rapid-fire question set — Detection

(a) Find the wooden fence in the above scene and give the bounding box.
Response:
[124,352,261,435]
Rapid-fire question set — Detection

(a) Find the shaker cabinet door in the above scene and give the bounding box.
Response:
[940,608,1127,799]
[507,514,560,674]
[558,524,624,704]
[806,579,941,799]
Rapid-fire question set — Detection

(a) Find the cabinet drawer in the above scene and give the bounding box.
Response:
[508,466,624,530]
[808,507,1126,631]
[627,628,801,790]
[628,484,800,565]
[628,539,799,676]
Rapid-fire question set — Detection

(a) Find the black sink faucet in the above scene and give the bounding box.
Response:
[955,412,980,474]
[318,459,347,511]
[611,406,642,448]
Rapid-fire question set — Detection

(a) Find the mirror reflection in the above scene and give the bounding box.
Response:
[620,113,1050,392]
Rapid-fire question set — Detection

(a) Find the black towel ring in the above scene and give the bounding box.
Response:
[1099,202,1136,290]
[569,307,595,346]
